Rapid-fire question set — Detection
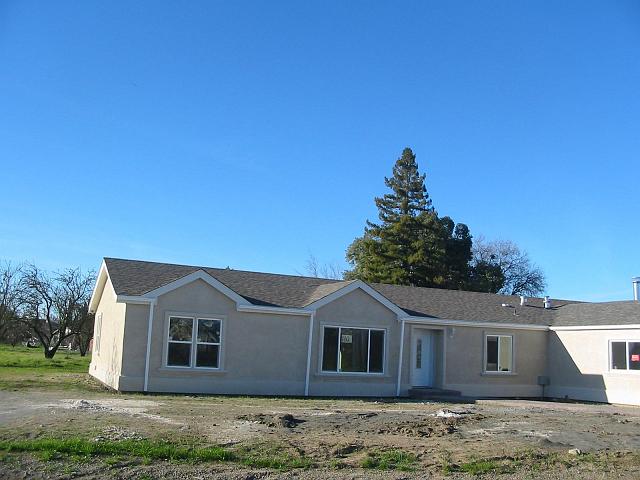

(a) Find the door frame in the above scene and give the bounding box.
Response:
[409,326,444,387]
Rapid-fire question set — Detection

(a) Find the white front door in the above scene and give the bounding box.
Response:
[410,330,434,387]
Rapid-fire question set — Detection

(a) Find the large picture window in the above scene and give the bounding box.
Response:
[485,335,513,373]
[166,316,222,369]
[321,326,384,374]
[610,341,640,371]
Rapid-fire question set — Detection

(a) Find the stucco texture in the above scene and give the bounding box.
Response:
[547,329,640,405]
[89,277,126,389]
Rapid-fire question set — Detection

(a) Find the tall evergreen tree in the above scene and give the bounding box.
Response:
[346,148,464,287]
[370,147,432,225]
[344,147,546,294]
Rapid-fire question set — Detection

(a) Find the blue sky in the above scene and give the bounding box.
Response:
[1,1,639,301]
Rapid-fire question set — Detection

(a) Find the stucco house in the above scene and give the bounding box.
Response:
[88,258,640,406]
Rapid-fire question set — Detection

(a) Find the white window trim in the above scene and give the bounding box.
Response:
[483,334,514,374]
[608,339,640,374]
[94,312,102,355]
[320,325,386,375]
[164,313,224,371]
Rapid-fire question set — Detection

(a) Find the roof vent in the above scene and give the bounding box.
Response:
[543,296,552,309]
[633,277,640,302]
[520,295,527,306]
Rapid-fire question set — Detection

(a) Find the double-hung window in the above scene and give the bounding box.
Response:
[167,316,222,369]
[610,341,640,371]
[321,326,385,374]
[485,334,513,373]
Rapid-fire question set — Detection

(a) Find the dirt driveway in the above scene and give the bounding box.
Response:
[1,389,639,478]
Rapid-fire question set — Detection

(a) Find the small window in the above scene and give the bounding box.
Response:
[610,341,640,371]
[94,313,102,354]
[166,315,223,369]
[485,335,513,373]
[321,326,385,374]
[416,338,422,369]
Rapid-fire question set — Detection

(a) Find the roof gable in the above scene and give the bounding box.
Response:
[143,269,251,306]
[305,280,408,318]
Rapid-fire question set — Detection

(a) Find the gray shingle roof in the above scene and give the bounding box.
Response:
[552,301,640,326]
[371,283,568,326]
[103,258,638,327]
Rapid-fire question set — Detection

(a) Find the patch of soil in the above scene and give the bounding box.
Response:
[237,413,305,428]
[93,426,145,442]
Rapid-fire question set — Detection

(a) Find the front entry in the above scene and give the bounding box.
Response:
[410,329,436,387]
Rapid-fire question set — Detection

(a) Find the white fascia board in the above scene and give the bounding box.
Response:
[403,316,550,331]
[237,305,312,316]
[88,260,108,313]
[116,295,156,305]
[306,280,408,319]
[143,270,251,306]
[550,324,640,331]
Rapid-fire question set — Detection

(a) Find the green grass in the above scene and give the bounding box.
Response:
[0,344,97,391]
[0,438,313,471]
[361,449,417,471]
[0,438,233,462]
[0,345,91,372]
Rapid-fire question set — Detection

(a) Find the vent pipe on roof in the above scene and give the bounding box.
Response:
[520,295,527,306]
[543,296,552,309]
[633,277,640,302]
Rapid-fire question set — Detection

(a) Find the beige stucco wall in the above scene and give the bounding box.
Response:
[309,288,402,396]
[119,279,311,395]
[88,277,126,389]
[418,324,548,397]
[547,329,640,405]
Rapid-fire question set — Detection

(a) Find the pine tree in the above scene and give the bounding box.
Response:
[346,148,452,287]
[370,147,433,225]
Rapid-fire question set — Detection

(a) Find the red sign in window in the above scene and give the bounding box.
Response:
[631,354,640,362]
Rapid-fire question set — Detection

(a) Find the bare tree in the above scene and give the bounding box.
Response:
[19,265,95,358]
[74,305,95,356]
[304,254,344,280]
[0,261,28,346]
[472,238,546,296]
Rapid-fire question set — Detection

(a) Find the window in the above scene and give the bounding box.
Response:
[166,316,222,369]
[610,341,640,371]
[321,326,384,374]
[485,335,513,373]
[94,313,102,355]
[196,319,221,368]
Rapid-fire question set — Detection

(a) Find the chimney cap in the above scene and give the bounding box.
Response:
[633,277,640,283]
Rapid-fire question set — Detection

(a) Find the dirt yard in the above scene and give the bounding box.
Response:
[1,385,640,479]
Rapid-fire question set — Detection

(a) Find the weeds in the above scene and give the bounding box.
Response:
[235,443,313,470]
[361,449,417,471]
